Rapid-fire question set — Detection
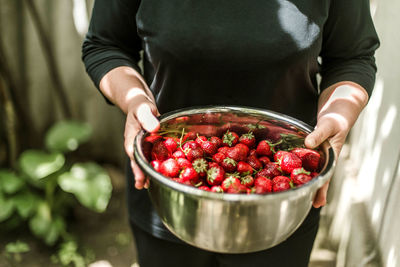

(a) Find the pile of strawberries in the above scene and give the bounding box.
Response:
[144,129,321,194]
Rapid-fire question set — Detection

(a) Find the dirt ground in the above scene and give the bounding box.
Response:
[0,166,336,267]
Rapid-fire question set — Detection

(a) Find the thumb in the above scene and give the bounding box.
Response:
[135,102,160,133]
[305,118,335,149]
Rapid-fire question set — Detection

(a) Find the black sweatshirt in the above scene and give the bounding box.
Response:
[82,0,379,242]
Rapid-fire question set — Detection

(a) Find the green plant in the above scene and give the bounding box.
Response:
[0,120,113,265]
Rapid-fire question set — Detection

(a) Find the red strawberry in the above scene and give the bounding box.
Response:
[160,158,180,178]
[249,149,257,157]
[176,158,192,169]
[256,140,274,157]
[221,176,246,193]
[212,152,226,164]
[277,152,302,174]
[207,165,225,186]
[144,134,163,144]
[311,172,319,178]
[255,162,281,179]
[192,158,208,177]
[182,141,200,150]
[240,175,255,187]
[195,135,208,146]
[211,185,224,193]
[221,157,237,172]
[290,148,321,171]
[254,176,272,194]
[218,146,230,155]
[247,155,262,170]
[182,131,197,142]
[200,141,218,155]
[151,141,171,161]
[273,150,287,162]
[185,147,204,162]
[237,161,253,175]
[239,132,256,148]
[180,167,199,182]
[198,185,211,191]
[291,167,312,186]
[163,137,178,153]
[258,156,271,166]
[209,136,222,148]
[150,160,162,172]
[272,176,291,192]
[226,143,249,162]
[173,150,186,159]
[208,162,220,169]
[222,131,239,147]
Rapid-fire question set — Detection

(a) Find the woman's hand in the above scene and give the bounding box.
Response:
[99,66,160,189]
[305,82,369,208]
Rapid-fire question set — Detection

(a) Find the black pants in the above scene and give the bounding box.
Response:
[130,209,320,267]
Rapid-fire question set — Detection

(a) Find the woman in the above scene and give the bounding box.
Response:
[82,0,379,266]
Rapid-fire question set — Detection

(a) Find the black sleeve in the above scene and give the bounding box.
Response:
[82,0,142,90]
[319,0,380,97]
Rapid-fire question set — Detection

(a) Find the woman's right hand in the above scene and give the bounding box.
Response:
[124,96,160,189]
[99,66,160,189]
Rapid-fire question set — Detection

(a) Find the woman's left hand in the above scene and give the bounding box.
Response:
[304,82,369,208]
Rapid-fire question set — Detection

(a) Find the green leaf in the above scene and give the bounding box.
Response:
[5,241,30,253]
[58,162,112,212]
[19,150,65,180]
[45,120,92,152]
[29,202,64,246]
[0,194,14,222]
[11,192,40,219]
[0,169,25,194]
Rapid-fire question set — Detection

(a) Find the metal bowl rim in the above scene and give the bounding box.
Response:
[134,105,336,202]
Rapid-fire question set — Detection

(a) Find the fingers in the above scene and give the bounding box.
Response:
[313,181,329,208]
[124,100,159,190]
[305,117,336,149]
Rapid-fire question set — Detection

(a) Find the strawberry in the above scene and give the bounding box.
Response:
[160,158,180,178]
[211,185,224,193]
[176,158,192,169]
[173,150,186,159]
[237,161,253,175]
[226,143,249,162]
[182,131,197,142]
[195,135,208,146]
[273,150,287,162]
[276,152,302,174]
[255,162,281,179]
[144,134,163,144]
[254,176,272,194]
[198,186,211,191]
[249,149,257,157]
[150,160,162,172]
[247,155,263,170]
[151,141,171,161]
[222,131,239,147]
[240,175,254,187]
[290,148,321,171]
[185,147,204,162]
[180,167,199,182]
[221,157,237,172]
[163,137,178,153]
[182,141,200,150]
[218,146,229,155]
[212,152,226,164]
[192,158,208,177]
[200,141,218,155]
[272,176,291,192]
[209,136,222,148]
[239,132,256,148]
[291,167,312,186]
[207,165,225,186]
[221,176,247,193]
[258,156,271,166]
[208,162,220,169]
[311,172,319,178]
[256,140,274,157]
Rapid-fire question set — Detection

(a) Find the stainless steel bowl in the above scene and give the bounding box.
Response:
[134,106,335,253]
